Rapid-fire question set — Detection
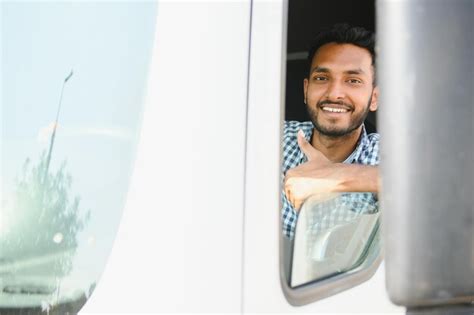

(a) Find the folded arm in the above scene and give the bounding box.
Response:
[284,130,380,210]
[338,163,379,192]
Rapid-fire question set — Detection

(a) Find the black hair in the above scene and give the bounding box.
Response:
[307,23,376,85]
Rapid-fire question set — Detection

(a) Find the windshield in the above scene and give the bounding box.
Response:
[1,2,156,313]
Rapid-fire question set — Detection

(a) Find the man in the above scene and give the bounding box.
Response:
[282,24,380,239]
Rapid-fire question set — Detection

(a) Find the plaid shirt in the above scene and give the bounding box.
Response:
[282,121,380,239]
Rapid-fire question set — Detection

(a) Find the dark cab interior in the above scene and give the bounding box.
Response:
[285,0,376,133]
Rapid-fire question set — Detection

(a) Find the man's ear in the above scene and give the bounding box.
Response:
[303,78,308,104]
[369,86,379,111]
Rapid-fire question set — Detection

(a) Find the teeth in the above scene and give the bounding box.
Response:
[322,107,348,113]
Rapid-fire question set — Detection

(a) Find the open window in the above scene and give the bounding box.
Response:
[280,0,382,305]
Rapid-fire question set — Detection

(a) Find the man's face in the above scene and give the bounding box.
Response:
[304,43,378,137]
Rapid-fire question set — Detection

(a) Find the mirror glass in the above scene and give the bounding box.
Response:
[1,2,156,313]
[291,193,379,287]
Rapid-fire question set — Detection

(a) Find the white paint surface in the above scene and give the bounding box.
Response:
[242,1,403,313]
[81,1,250,312]
[82,1,405,313]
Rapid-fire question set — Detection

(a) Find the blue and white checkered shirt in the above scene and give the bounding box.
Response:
[282,121,380,239]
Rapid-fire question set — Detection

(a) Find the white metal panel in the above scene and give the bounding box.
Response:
[242,0,403,313]
[81,1,250,313]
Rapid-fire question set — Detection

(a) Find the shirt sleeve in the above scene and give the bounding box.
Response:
[281,190,297,239]
[367,133,380,165]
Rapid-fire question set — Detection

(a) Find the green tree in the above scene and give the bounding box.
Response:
[2,151,90,275]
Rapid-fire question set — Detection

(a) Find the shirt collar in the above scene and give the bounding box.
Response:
[301,123,369,164]
[345,124,369,163]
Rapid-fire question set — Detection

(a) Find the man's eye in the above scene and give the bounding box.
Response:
[347,78,362,84]
[313,76,327,81]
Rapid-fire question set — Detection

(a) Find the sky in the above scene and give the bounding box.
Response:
[1,0,157,291]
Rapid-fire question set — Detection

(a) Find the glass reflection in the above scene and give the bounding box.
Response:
[1,2,156,313]
[291,193,379,287]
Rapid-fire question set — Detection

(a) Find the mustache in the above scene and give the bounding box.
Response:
[317,99,353,109]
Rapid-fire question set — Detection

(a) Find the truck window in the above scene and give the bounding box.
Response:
[280,0,382,305]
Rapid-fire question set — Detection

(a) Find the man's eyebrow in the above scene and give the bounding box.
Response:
[310,67,367,75]
[345,68,366,75]
[311,66,330,74]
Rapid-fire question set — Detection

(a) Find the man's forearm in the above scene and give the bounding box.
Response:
[338,164,379,193]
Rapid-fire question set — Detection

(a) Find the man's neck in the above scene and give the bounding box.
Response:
[310,126,363,163]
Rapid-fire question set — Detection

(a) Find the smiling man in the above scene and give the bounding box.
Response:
[282,24,380,239]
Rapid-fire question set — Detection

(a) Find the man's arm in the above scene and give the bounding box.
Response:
[284,130,380,210]
[338,163,379,192]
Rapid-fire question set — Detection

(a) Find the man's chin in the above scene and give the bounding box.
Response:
[313,123,359,138]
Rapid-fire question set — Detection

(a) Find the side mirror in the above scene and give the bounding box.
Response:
[283,192,381,305]
[292,193,379,286]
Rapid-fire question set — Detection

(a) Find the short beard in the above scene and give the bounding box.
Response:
[306,95,372,138]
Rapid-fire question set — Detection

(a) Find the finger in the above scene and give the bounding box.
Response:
[284,180,290,199]
[285,186,293,206]
[294,199,302,211]
[297,129,330,163]
[284,182,296,209]
[297,129,317,161]
[289,194,295,209]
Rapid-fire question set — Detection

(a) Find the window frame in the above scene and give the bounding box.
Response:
[277,0,383,306]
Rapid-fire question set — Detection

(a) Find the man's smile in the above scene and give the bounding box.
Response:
[321,106,350,113]
[319,103,352,115]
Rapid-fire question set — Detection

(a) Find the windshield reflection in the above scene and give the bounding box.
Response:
[1,2,157,313]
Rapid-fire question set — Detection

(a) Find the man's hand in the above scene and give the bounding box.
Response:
[284,130,342,210]
[284,130,379,211]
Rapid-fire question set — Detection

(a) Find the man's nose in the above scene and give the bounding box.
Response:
[326,81,345,100]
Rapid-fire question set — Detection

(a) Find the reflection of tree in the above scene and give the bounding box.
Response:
[3,150,90,276]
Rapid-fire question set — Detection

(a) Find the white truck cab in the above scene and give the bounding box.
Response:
[1,1,472,314]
